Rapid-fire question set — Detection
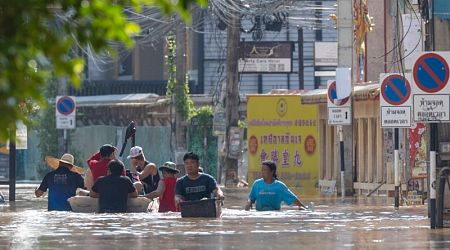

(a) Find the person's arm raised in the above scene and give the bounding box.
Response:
[87,151,101,165]
[139,163,157,180]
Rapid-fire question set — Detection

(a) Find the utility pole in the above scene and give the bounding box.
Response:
[337,0,354,197]
[175,19,187,151]
[224,8,240,186]
[57,77,68,156]
[8,131,16,202]
[426,0,450,228]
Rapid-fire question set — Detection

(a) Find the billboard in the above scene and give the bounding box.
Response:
[238,42,294,73]
[247,95,319,195]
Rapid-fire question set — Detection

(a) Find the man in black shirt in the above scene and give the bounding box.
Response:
[175,152,224,210]
[90,160,137,213]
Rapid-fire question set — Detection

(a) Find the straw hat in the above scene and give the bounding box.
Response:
[45,154,85,175]
[0,146,8,155]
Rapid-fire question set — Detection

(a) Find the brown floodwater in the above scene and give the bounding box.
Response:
[1,186,450,249]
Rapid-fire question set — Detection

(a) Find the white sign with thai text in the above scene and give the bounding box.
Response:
[328,107,352,125]
[381,106,412,127]
[413,95,450,122]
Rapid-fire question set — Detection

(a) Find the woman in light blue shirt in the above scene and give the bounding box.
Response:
[245,160,306,211]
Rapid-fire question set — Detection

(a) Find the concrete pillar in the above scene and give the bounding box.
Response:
[337,0,354,196]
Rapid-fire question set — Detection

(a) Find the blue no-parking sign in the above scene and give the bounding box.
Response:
[57,96,75,115]
[327,80,351,125]
[381,74,411,105]
[380,74,412,128]
[413,53,449,94]
[327,81,350,107]
[56,96,76,129]
[412,52,450,122]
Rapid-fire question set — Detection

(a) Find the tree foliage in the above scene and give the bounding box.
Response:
[0,0,206,141]
[188,105,216,177]
[165,34,194,120]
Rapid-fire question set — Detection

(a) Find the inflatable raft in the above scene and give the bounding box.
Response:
[68,196,156,213]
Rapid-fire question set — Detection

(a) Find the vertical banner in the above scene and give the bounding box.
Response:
[247,95,319,195]
[409,123,427,178]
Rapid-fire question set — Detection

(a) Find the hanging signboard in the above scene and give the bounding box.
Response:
[238,42,294,73]
[314,42,338,66]
[213,105,226,136]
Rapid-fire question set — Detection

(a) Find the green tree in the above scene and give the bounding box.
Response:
[0,0,206,141]
[189,106,217,177]
[165,33,194,120]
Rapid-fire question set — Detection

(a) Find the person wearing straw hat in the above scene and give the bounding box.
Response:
[127,146,159,194]
[145,161,180,212]
[35,153,85,211]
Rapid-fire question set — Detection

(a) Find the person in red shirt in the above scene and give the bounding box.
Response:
[145,161,179,212]
[86,144,125,186]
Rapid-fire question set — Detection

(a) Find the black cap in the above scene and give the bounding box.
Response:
[100,144,116,157]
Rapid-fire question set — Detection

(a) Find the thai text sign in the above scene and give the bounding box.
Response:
[413,95,450,121]
[412,52,450,122]
[247,95,319,195]
[380,73,412,128]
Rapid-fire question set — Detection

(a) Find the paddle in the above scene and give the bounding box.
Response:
[119,121,136,157]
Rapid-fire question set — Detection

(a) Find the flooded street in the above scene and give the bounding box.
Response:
[1,186,450,249]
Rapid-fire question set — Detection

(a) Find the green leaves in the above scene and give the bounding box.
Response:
[165,33,194,120]
[0,0,206,140]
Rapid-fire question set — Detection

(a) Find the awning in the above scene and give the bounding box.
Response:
[301,82,380,104]
[72,94,165,107]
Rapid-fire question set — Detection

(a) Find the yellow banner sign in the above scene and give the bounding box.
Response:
[247,95,319,195]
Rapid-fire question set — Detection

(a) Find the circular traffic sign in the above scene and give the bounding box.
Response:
[413,52,449,93]
[57,96,75,115]
[381,74,411,105]
[328,81,349,106]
